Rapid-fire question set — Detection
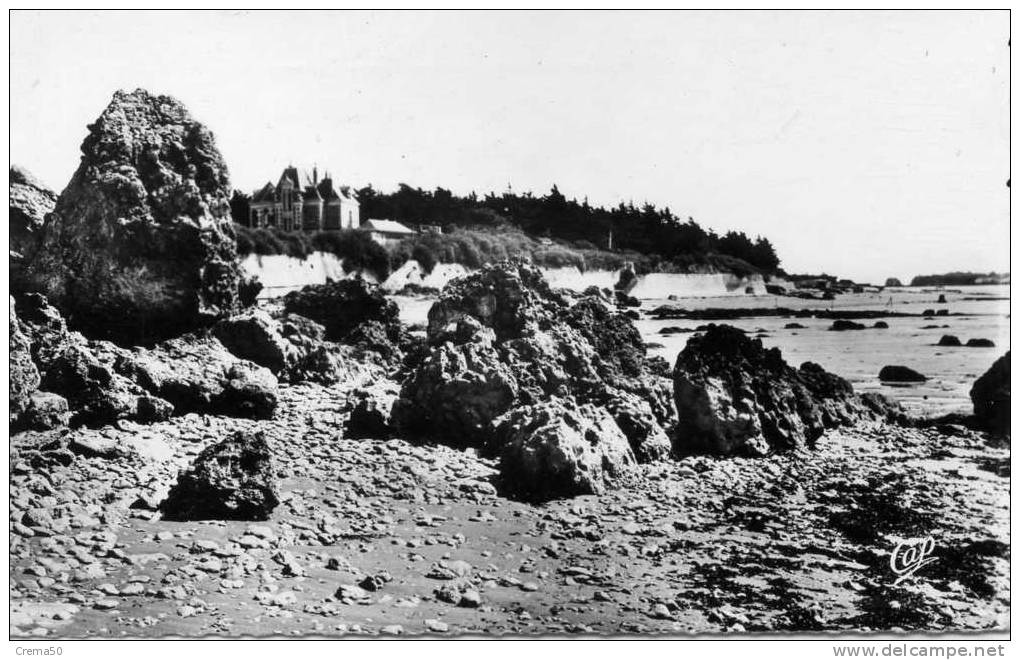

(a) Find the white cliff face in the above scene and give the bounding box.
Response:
[242,255,767,300]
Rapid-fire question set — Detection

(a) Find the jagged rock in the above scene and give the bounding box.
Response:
[283,278,399,342]
[115,335,277,420]
[879,365,927,382]
[25,89,242,344]
[673,324,891,456]
[10,297,41,424]
[279,313,327,343]
[426,261,566,343]
[970,352,1009,435]
[392,341,519,447]
[565,297,645,381]
[966,338,996,348]
[287,342,385,387]
[18,392,70,431]
[346,382,401,439]
[493,398,637,499]
[161,430,279,521]
[10,166,57,292]
[615,262,638,293]
[937,335,962,347]
[213,309,298,375]
[341,319,404,361]
[599,390,673,462]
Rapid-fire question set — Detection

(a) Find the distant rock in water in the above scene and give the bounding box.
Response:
[873,321,889,329]
[970,352,1009,435]
[938,335,962,347]
[879,365,927,382]
[884,278,903,287]
[24,89,242,344]
[829,320,866,331]
[672,324,897,456]
[161,430,279,521]
[966,338,996,348]
[937,294,948,304]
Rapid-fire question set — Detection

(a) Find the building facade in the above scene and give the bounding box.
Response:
[248,166,360,231]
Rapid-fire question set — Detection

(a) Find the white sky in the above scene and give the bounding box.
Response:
[9,10,1009,283]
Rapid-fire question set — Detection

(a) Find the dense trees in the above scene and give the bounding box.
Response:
[228,183,783,273]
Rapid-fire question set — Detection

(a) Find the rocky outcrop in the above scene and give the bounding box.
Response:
[878,365,927,382]
[494,398,637,500]
[938,335,962,347]
[213,309,299,375]
[115,335,278,420]
[25,89,242,344]
[392,338,519,447]
[10,297,41,424]
[161,431,279,521]
[599,390,673,462]
[283,279,400,343]
[426,262,566,343]
[970,352,1009,435]
[673,324,895,456]
[10,166,57,293]
[393,262,676,453]
[967,338,996,348]
[16,294,174,428]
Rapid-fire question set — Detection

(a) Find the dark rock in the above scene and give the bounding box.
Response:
[10,166,57,292]
[873,321,889,329]
[426,261,566,343]
[935,309,950,317]
[494,398,637,499]
[615,291,641,308]
[829,320,866,331]
[659,326,695,335]
[392,340,518,447]
[564,298,645,380]
[598,389,672,462]
[878,365,927,382]
[25,89,242,344]
[10,297,41,425]
[283,278,399,342]
[212,310,298,375]
[673,324,892,456]
[938,335,962,347]
[784,323,806,330]
[346,382,400,439]
[115,335,277,419]
[937,294,947,304]
[161,430,279,521]
[966,338,996,348]
[970,352,1009,435]
[18,392,70,431]
[614,262,638,293]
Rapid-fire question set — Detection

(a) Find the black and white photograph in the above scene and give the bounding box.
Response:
[7,8,1011,646]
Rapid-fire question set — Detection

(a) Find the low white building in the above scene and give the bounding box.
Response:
[360,218,417,246]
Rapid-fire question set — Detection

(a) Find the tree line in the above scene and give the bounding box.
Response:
[230,183,781,273]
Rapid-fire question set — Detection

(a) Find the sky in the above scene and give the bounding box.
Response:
[9,10,1009,283]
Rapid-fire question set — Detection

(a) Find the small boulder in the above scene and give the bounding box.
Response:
[873,321,889,329]
[937,294,947,304]
[966,338,996,348]
[935,309,950,317]
[161,430,279,521]
[19,392,70,431]
[346,382,400,439]
[937,335,962,347]
[878,365,927,382]
[784,322,806,330]
[970,352,1009,435]
[599,390,672,462]
[494,398,637,499]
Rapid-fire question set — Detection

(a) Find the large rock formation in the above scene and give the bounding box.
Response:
[10,166,57,292]
[26,89,242,344]
[494,398,637,499]
[10,297,41,424]
[970,352,1009,435]
[160,431,279,521]
[392,262,675,456]
[283,279,400,344]
[673,324,896,456]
